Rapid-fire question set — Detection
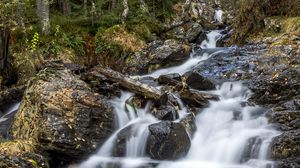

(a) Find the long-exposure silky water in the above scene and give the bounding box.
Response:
[78,28,280,168]
[157,82,280,168]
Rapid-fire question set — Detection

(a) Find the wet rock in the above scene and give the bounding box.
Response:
[240,137,262,163]
[186,23,205,43]
[112,126,132,157]
[159,92,180,107]
[184,71,216,90]
[146,121,191,160]
[146,40,191,71]
[180,89,219,107]
[180,113,196,136]
[0,140,49,168]
[269,111,300,131]
[250,68,300,105]
[151,105,178,121]
[125,39,191,74]
[11,67,114,162]
[271,130,300,160]
[158,73,181,86]
[276,157,300,168]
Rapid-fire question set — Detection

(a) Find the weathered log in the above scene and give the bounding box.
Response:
[0,28,10,70]
[86,66,161,99]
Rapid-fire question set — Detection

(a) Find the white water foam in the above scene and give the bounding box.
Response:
[0,102,21,123]
[215,10,224,23]
[78,30,279,168]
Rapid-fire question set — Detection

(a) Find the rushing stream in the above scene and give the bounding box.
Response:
[78,29,280,168]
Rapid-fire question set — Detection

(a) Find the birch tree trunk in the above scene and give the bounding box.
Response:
[121,0,129,24]
[36,0,50,34]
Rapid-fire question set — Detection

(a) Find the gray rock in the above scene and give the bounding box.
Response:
[184,71,216,90]
[146,121,191,160]
[151,105,179,121]
[158,73,182,86]
[269,111,300,131]
[12,67,114,161]
[271,130,300,160]
[180,89,219,107]
[186,23,204,42]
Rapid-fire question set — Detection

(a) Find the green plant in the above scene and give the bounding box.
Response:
[30,32,39,52]
[64,34,86,56]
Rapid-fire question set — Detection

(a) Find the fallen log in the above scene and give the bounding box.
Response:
[85,66,161,99]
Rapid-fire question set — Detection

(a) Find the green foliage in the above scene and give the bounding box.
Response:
[30,32,40,52]
[63,34,86,56]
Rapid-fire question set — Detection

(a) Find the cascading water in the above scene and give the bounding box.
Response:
[215,10,224,23]
[78,26,280,168]
[0,102,20,123]
[157,82,280,168]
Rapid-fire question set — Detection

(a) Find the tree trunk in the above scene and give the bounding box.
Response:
[121,0,129,24]
[36,0,50,34]
[83,66,161,99]
[58,0,71,16]
[0,28,10,71]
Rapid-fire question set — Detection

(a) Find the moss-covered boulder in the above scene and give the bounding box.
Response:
[0,140,49,168]
[11,65,114,163]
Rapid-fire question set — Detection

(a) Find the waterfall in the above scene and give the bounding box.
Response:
[157,82,280,168]
[78,29,279,168]
[0,102,20,123]
[215,10,224,23]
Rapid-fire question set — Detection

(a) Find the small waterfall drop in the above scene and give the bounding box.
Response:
[157,82,280,168]
[215,10,224,23]
[0,102,21,123]
[78,29,279,168]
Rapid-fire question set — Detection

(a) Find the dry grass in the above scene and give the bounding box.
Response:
[12,80,43,141]
[0,140,36,156]
[103,25,146,52]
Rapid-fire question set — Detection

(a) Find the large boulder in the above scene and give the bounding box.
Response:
[124,39,191,74]
[184,71,216,90]
[146,121,191,160]
[185,23,205,43]
[11,66,114,162]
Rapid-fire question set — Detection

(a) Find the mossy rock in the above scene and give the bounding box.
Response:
[11,66,114,163]
[0,140,49,168]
